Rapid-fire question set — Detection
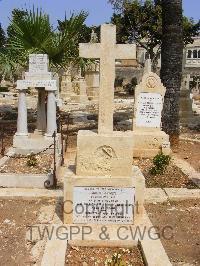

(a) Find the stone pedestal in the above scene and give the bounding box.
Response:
[64,165,145,225]
[85,65,100,101]
[60,77,74,100]
[14,54,61,154]
[132,130,170,158]
[76,130,133,177]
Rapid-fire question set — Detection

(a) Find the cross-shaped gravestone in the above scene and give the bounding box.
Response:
[79,24,136,134]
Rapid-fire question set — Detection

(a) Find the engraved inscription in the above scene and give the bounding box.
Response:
[73,187,135,224]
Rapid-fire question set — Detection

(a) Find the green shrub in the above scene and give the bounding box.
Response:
[27,153,37,167]
[150,152,171,175]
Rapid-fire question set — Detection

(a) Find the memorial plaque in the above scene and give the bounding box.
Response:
[136,92,163,128]
[29,54,48,73]
[73,187,135,224]
[17,80,57,88]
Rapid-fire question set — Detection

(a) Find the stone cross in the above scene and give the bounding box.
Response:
[79,24,136,134]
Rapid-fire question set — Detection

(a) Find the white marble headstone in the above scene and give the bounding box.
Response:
[136,92,163,128]
[29,54,49,73]
[73,187,135,224]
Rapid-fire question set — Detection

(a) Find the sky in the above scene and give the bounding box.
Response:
[0,0,199,30]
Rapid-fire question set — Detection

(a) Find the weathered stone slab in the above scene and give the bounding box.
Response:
[76,130,133,177]
[133,130,170,158]
[29,54,49,73]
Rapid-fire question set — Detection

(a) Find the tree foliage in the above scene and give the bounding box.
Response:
[0,7,88,80]
[0,23,6,48]
[110,0,200,66]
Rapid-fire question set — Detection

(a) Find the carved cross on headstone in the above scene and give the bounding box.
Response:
[79,24,136,134]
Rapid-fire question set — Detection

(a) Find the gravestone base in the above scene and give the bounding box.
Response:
[133,130,170,158]
[76,130,134,177]
[13,133,61,154]
[64,165,145,225]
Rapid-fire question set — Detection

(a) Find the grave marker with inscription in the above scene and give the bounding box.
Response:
[64,24,145,231]
[14,54,61,154]
[133,72,171,157]
[73,187,135,224]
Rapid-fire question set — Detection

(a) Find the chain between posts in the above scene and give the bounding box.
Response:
[0,112,71,190]
[3,143,54,159]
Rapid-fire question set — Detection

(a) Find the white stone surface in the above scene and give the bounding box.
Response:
[29,54,48,73]
[17,79,57,89]
[0,188,62,199]
[16,89,28,136]
[134,72,166,131]
[145,188,168,203]
[164,188,200,200]
[37,89,46,133]
[73,187,135,224]
[46,91,57,136]
[136,92,163,128]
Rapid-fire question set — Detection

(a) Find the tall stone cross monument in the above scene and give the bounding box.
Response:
[64,24,145,228]
[79,24,136,134]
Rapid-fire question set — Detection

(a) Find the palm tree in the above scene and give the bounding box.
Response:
[6,7,88,71]
[160,0,183,145]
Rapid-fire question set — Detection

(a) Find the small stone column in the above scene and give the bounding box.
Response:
[36,88,46,134]
[45,88,57,137]
[16,88,28,136]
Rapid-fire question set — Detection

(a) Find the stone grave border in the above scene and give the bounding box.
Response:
[1,187,199,265]
[0,147,62,189]
[38,212,172,266]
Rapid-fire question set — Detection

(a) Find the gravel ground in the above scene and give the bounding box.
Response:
[0,199,56,266]
[173,140,200,172]
[145,200,200,266]
[133,158,197,188]
[66,246,144,266]
[0,153,53,174]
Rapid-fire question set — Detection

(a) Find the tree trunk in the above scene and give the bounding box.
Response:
[160,0,183,146]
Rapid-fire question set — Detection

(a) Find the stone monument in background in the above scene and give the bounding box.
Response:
[13,54,61,154]
[133,68,171,157]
